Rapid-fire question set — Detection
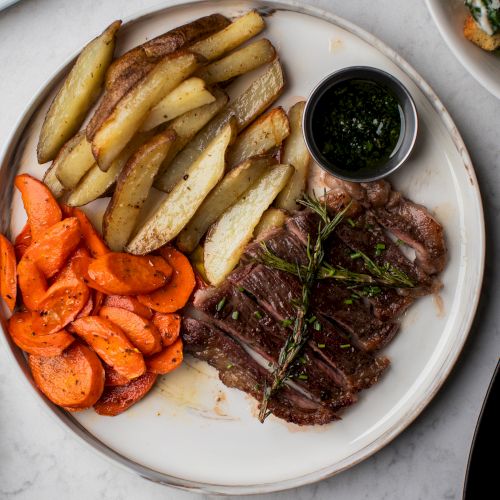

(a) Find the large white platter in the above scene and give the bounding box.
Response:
[0,0,485,495]
[425,0,500,99]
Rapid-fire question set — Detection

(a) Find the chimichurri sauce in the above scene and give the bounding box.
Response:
[313,79,402,172]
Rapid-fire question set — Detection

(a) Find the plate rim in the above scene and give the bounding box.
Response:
[0,0,485,495]
[424,0,500,100]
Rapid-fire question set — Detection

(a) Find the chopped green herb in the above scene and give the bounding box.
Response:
[226,363,234,369]
[281,318,293,327]
[299,356,307,365]
[307,315,317,324]
[298,374,308,380]
[396,239,404,246]
[216,297,226,311]
[350,252,362,259]
[375,242,386,256]
[231,310,240,320]
[313,321,322,331]
[340,343,351,349]
[254,310,263,319]
[344,298,353,305]
[317,343,326,348]
[347,218,356,227]
[237,286,245,292]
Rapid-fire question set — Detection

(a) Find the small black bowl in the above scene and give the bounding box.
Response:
[302,66,418,182]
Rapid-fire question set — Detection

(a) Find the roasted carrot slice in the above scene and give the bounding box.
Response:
[99,306,162,356]
[29,342,104,408]
[138,247,195,313]
[56,247,92,281]
[17,255,48,311]
[92,290,105,315]
[146,338,183,375]
[15,174,62,240]
[8,311,74,356]
[103,295,153,319]
[87,253,171,295]
[33,273,89,334]
[103,363,130,387]
[24,217,81,278]
[72,208,110,258]
[152,312,180,346]
[0,234,17,311]
[14,223,32,261]
[77,295,94,319]
[94,372,157,416]
[70,316,146,380]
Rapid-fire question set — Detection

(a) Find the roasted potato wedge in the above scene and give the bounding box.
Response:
[204,164,294,285]
[153,88,228,191]
[37,20,121,164]
[103,129,176,251]
[53,131,96,189]
[161,60,285,186]
[140,78,215,132]
[191,11,265,61]
[126,121,236,255]
[43,163,67,199]
[92,51,200,171]
[196,38,276,85]
[227,107,290,168]
[190,245,209,283]
[67,132,152,207]
[176,156,275,253]
[274,101,311,211]
[253,208,287,239]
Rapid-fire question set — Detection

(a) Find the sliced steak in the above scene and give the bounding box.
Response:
[181,318,338,425]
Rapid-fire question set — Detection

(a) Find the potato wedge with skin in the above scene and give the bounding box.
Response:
[204,164,294,285]
[176,156,275,253]
[92,51,200,171]
[67,131,153,206]
[191,11,264,61]
[53,131,95,189]
[43,163,67,199]
[227,107,290,168]
[253,208,288,239]
[141,78,215,132]
[103,129,176,251]
[126,121,235,255]
[196,38,276,85]
[153,88,228,192]
[161,60,285,184]
[275,101,311,211]
[37,21,121,164]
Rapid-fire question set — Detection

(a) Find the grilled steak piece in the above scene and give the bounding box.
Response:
[193,284,357,411]
[182,318,338,425]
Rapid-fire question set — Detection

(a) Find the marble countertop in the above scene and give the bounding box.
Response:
[0,0,498,499]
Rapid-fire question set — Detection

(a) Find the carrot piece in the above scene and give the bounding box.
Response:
[103,295,153,319]
[0,234,17,311]
[56,247,92,282]
[14,223,32,261]
[60,204,74,218]
[103,363,130,387]
[99,306,162,356]
[94,372,157,416]
[29,342,104,408]
[146,338,183,375]
[17,255,48,310]
[24,217,81,278]
[92,290,105,315]
[77,295,94,319]
[70,316,146,380]
[15,174,62,240]
[32,272,89,334]
[87,253,171,295]
[138,247,195,313]
[8,311,74,356]
[72,208,110,258]
[152,312,180,346]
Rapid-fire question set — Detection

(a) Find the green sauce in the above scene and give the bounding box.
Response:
[313,79,402,172]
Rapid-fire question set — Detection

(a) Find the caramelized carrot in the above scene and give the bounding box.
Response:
[92,290,105,315]
[152,312,180,346]
[15,174,62,240]
[29,342,104,408]
[103,295,153,319]
[87,253,171,295]
[138,247,195,313]
[14,223,32,261]
[8,311,74,356]
[94,372,157,416]
[17,255,48,310]
[70,316,146,380]
[104,363,130,387]
[24,217,81,278]
[77,295,94,319]
[72,208,110,258]
[0,234,17,311]
[57,247,92,281]
[33,273,89,334]
[146,338,183,375]
[99,306,162,356]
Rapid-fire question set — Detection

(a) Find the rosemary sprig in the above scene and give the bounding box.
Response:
[354,250,415,287]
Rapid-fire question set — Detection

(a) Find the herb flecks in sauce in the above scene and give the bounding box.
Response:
[314,79,402,172]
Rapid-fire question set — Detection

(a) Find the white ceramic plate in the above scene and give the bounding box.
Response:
[0,0,485,495]
[425,0,500,99]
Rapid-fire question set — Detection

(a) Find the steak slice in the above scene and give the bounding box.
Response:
[182,318,338,425]
[193,284,356,411]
